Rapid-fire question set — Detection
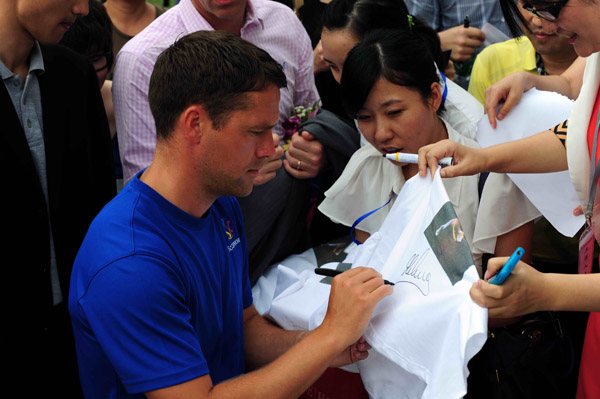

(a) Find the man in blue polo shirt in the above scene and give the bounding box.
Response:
[69,30,392,399]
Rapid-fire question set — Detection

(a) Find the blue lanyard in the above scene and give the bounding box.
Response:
[350,195,393,245]
[440,71,448,106]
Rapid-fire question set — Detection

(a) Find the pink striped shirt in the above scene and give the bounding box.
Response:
[113,0,318,183]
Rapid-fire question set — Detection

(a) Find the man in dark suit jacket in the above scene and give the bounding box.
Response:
[0,0,115,396]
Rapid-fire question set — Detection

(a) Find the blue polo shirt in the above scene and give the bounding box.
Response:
[69,174,253,398]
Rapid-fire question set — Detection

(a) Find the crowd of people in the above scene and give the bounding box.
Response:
[3,0,598,398]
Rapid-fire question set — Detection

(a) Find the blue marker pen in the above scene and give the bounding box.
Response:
[488,247,525,285]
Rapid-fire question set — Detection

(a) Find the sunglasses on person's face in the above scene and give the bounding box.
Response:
[522,0,570,22]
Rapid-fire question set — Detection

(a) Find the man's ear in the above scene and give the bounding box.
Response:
[180,104,211,144]
[428,82,443,113]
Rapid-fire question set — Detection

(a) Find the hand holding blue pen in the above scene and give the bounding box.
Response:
[488,247,525,285]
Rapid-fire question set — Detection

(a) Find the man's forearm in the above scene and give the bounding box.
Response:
[147,324,341,399]
[213,325,341,399]
[147,268,391,399]
[243,311,309,370]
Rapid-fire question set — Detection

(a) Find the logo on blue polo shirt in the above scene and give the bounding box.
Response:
[221,219,240,252]
[223,219,234,239]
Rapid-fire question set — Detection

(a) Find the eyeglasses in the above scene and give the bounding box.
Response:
[522,0,570,22]
[87,51,113,73]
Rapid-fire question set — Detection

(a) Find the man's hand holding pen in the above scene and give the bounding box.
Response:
[317,267,393,365]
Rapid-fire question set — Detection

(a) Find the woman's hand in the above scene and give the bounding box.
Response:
[417,139,487,178]
[284,131,327,179]
[484,71,535,128]
[470,258,549,318]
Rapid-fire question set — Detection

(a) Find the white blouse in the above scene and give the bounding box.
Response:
[318,120,481,249]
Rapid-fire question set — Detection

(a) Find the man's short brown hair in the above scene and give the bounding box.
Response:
[148,30,287,139]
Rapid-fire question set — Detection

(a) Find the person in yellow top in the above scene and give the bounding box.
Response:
[468,0,576,105]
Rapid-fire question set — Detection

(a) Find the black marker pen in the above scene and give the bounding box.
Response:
[314,268,395,286]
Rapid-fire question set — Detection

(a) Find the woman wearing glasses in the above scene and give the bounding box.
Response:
[418,1,600,398]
